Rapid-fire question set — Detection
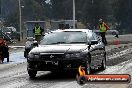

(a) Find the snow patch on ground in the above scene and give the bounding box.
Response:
[3,51,26,64]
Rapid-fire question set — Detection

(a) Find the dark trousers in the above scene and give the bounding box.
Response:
[35,35,41,42]
[100,32,107,45]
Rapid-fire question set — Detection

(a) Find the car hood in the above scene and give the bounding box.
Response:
[30,44,88,54]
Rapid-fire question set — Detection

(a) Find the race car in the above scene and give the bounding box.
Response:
[27,29,106,78]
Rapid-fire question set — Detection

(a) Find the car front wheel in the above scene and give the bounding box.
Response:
[28,70,37,78]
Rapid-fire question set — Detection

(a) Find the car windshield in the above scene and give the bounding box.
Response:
[40,31,87,45]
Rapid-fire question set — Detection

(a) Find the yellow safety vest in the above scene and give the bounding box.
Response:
[35,26,41,35]
[99,23,106,32]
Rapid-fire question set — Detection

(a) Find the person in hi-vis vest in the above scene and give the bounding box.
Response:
[98,19,109,45]
[33,23,44,42]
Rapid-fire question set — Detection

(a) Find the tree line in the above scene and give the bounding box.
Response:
[1,0,132,34]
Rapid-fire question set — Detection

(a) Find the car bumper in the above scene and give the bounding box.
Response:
[27,57,87,71]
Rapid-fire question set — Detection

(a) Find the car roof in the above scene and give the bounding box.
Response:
[44,29,96,40]
[51,29,92,33]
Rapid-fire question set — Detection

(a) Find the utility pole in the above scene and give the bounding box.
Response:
[73,0,76,29]
[18,0,22,41]
[92,0,94,4]
[0,0,1,15]
[91,0,95,29]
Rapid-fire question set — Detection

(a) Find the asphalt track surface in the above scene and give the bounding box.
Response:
[0,43,132,88]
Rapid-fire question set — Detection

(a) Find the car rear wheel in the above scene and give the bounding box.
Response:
[28,70,37,78]
[77,76,87,85]
[24,49,31,58]
[6,52,9,62]
[24,51,27,58]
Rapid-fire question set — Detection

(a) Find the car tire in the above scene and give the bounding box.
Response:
[100,53,106,70]
[28,70,37,78]
[7,57,9,62]
[77,76,87,85]
[7,52,9,62]
[24,51,27,58]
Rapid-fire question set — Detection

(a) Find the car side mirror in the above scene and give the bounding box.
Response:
[33,41,38,47]
[88,40,98,50]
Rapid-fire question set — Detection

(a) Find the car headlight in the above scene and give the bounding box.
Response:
[65,53,81,58]
[28,53,34,58]
[28,53,40,59]
[34,54,40,59]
